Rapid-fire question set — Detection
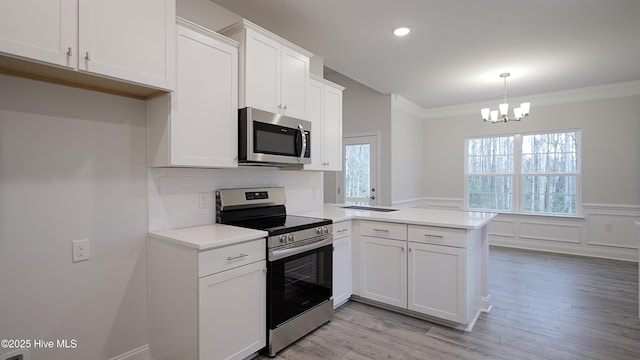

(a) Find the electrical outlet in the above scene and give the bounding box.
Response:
[199,192,210,209]
[72,239,90,262]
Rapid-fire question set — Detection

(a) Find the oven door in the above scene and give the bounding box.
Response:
[267,237,332,329]
[239,107,311,165]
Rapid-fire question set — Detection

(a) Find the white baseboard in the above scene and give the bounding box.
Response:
[491,238,637,262]
[109,345,149,360]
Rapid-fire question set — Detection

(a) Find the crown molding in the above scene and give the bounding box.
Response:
[391,94,427,118]
[398,80,640,120]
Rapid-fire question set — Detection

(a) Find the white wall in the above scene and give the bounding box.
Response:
[391,96,424,207]
[324,70,392,206]
[420,86,640,260]
[0,75,148,360]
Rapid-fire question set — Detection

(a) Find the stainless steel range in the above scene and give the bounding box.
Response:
[216,187,333,357]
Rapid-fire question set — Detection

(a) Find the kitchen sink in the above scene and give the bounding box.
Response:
[340,205,399,212]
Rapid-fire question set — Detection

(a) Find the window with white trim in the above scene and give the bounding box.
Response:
[465,130,580,215]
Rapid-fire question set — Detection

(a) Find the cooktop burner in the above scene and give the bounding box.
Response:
[228,215,332,236]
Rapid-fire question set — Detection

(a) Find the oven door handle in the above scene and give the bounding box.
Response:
[269,235,332,261]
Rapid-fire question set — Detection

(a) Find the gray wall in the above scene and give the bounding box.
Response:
[391,99,424,206]
[0,75,148,360]
[422,95,640,204]
[324,70,392,206]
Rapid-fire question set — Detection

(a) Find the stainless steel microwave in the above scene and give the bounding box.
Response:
[238,107,311,166]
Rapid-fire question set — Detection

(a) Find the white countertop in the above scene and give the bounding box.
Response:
[149,224,268,250]
[295,205,496,230]
[148,206,495,251]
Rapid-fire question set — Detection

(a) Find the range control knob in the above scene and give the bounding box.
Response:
[323,227,329,234]
[316,227,323,235]
[287,234,294,242]
[279,235,287,244]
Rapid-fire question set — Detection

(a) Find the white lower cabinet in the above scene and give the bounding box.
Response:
[360,236,407,308]
[357,221,482,330]
[408,242,466,323]
[148,236,266,360]
[199,261,266,360]
[332,221,352,308]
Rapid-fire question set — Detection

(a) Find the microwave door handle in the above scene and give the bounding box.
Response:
[297,124,307,162]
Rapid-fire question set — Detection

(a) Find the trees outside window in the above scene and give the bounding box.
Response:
[465,130,580,215]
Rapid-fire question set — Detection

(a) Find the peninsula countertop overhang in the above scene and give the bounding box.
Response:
[295,205,496,230]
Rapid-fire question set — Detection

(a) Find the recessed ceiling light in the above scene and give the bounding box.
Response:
[393,27,411,37]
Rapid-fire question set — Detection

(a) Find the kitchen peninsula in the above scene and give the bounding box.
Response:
[296,205,496,331]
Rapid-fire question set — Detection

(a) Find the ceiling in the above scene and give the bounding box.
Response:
[211,0,640,110]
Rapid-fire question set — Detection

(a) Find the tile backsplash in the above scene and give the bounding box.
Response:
[148,167,324,231]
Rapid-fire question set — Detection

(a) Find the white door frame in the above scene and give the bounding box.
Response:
[337,132,380,205]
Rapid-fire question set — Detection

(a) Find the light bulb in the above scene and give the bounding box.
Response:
[499,103,509,117]
[514,108,523,120]
[520,102,530,116]
[481,108,490,120]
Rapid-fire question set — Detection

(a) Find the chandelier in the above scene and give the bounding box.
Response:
[481,73,530,123]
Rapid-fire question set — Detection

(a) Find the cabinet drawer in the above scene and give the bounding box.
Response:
[198,238,265,277]
[361,221,407,240]
[333,221,352,239]
[408,225,467,248]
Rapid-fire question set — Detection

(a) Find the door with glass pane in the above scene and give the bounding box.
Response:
[340,135,378,205]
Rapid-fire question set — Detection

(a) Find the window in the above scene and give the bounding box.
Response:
[465,130,580,215]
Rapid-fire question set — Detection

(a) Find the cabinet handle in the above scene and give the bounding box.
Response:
[226,253,249,261]
[282,104,287,112]
[84,51,90,61]
[337,229,349,233]
[424,234,444,239]
[67,47,72,57]
[373,228,389,233]
[401,247,404,252]
[409,248,412,253]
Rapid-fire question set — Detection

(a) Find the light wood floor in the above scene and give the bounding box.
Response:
[261,246,640,359]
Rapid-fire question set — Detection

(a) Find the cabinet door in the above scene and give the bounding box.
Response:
[244,29,280,113]
[78,0,175,89]
[360,236,407,308]
[333,235,352,308]
[199,260,266,360]
[408,242,466,323]
[305,78,324,170]
[279,44,309,119]
[322,85,343,171]
[0,0,76,68]
[170,24,238,167]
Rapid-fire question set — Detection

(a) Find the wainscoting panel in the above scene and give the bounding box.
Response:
[585,204,640,249]
[488,218,516,238]
[414,198,640,261]
[519,220,582,244]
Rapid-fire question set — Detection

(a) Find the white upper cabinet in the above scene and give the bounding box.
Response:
[0,0,175,96]
[0,0,77,68]
[147,18,238,168]
[220,19,312,120]
[305,75,344,171]
[77,0,175,90]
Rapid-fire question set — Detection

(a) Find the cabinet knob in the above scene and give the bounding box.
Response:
[66,47,72,57]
